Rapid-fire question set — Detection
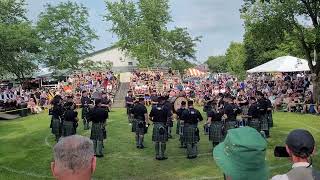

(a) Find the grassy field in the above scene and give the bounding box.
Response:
[0,108,319,180]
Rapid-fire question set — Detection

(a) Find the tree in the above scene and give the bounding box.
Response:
[105,0,200,72]
[37,1,98,70]
[225,42,247,79]
[206,55,228,73]
[0,0,40,82]
[241,0,320,101]
[0,0,27,24]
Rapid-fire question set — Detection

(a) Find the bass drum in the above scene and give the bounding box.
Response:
[173,97,187,113]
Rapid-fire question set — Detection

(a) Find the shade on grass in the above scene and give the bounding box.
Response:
[0,108,319,180]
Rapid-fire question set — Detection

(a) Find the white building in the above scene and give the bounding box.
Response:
[83,46,138,72]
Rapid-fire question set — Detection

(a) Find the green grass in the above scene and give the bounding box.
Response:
[0,108,319,180]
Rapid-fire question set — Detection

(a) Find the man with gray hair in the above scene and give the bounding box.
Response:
[51,135,96,180]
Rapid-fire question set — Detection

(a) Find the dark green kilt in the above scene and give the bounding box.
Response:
[209,121,224,143]
[183,124,200,144]
[152,123,168,142]
[225,121,238,132]
[62,121,76,137]
[176,120,180,135]
[267,112,273,128]
[51,117,61,135]
[135,120,146,135]
[248,119,261,132]
[260,114,269,131]
[91,123,105,141]
[81,107,90,119]
[131,119,136,132]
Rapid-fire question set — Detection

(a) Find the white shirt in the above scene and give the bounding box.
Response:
[271,162,311,180]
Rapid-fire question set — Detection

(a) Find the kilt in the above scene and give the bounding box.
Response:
[248,119,261,132]
[51,117,61,135]
[267,112,273,128]
[62,121,76,137]
[209,121,224,143]
[152,123,168,142]
[241,106,249,115]
[91,123,105,141]
[176,121,180,135]
[135,120,146,135]
[224,121,238,132]
[131,119,136,132]
[260,114,269,131]
[183,124,200,144]
[81,107,90,119]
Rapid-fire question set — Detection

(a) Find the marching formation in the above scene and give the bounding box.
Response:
[126,89,273,160]
[49,91,110,158]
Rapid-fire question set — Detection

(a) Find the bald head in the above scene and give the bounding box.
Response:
[51,135,96,180]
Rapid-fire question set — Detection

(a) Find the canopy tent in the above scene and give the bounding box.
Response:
[185,68,206,77]
[247,56,310,73]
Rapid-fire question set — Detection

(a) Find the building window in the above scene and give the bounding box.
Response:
[128,62,133,66]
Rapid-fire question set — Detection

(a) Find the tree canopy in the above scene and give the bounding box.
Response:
[37,1,98,70]
[105,0,200,71]
[206,55,227,73]
[241,0,320,100]
[0,0,40,81]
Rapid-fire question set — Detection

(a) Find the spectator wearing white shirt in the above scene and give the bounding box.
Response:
[271,129,318,180]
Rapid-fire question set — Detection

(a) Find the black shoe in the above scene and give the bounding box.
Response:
[187,156,197,159]
[95,155,104,158]
[159,157,168,160]
[140,145,145,149]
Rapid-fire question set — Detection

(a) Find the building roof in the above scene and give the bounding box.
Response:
[82,45,118,59]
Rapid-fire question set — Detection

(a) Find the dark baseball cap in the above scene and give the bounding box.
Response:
[286,129,315,157]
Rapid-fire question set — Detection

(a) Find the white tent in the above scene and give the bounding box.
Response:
[247,56,310,73]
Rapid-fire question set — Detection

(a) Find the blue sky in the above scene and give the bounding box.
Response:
[26,0,244,63]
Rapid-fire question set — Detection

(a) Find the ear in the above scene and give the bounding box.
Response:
[285,145,292,156]
[51,161,58,178]
[312,146,316,155]
[91,156,97,174]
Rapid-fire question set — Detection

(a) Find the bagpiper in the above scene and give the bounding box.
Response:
[164,95,174,138]
[256,91,270,138]
[181,100,203,159]
[222,95,239,135]
[247,97,261,132]
[131,97,148,149]
[50,95,63,142]
[149,96,172,160]
[62,96,78,137]
[89,99,109,158]
[207,105,224,148]
[176,101,187,148]
[81,90,92,130]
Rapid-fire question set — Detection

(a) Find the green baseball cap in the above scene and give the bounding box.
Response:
[213,127,268,180]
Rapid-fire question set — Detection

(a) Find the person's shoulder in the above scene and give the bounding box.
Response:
[270,174,288,180]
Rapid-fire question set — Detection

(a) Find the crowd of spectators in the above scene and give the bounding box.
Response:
[0,70,119,117]
[129,69,319,115]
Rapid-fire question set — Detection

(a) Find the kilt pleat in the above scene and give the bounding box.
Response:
[225,121,238,131]
[131,119,137,132]
[176,121,180,135]
[62,121,76,137]
[260,114,269,131]
[91,123,104,141]
[152,123,168,142]
[209,121,224,143]
[135,120,146,135]
[183,124,199,144]
[248,119,261,132]
[51,117,61,135]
